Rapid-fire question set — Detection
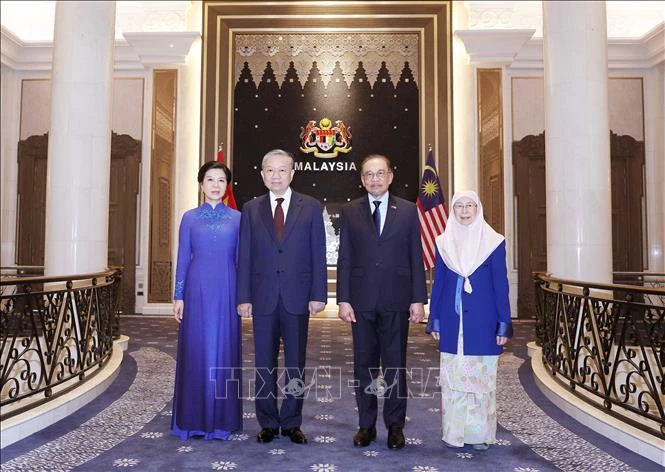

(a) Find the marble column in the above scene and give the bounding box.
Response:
[0,66,20,267]
[175,1,202,229]
[543,1,612,283]
[171,1,203,292]
[44,2,116,277]
[452,1,476,194]
[644,62,665,272]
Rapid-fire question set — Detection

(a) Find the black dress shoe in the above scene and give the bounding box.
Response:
[257,427,279,443]
[387,425,405,449]
[353,426,377,447]
[281,427,308,444]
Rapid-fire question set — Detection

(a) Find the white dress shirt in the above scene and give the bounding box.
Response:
[367,191,389,233]
[270,187,292,220]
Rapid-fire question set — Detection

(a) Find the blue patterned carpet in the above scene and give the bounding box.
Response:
[1,317,660,472]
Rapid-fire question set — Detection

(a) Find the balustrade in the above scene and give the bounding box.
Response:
[0,268,122,420]
[534,272,665,439]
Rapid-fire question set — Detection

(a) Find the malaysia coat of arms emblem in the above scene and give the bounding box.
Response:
[299,118,352,158]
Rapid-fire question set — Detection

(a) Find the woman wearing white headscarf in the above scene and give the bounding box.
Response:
[426,190,512,451]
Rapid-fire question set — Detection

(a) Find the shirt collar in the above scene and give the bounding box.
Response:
[367,191,389,207]
[270,187,292,205]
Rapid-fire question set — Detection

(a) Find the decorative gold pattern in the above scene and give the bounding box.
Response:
[201,1,452,182]
[234,33,419,87]
[150,261,171,298]
[477,68,504,234]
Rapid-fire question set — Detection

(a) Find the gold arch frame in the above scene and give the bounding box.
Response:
[201,0,452,195]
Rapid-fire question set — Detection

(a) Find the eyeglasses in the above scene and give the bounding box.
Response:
[263,167,291,177]
[453,203,477,211]
[363,170,391,180]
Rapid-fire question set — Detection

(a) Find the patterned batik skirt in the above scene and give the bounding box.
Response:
[439,312,499,447]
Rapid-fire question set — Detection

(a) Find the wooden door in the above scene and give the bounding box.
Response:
[513,131,645,318]
[108,132,141,314]
[513,133,547,318]
[16,133,141,315]
[16,134,48,266]
[610,132,644,273]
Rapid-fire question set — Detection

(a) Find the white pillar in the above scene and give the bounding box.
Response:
[173,1,203,270]
[175,1,202,223]
[543,1,612,283]
[44,1,116,277]
[452,1,476,194]
[0,66,20,267]
[644,62,665,272]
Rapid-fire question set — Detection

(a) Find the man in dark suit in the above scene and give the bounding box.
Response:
[237,149,327,445]
[337,154,427,450]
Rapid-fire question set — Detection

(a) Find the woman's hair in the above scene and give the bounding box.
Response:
[197,161,232,183]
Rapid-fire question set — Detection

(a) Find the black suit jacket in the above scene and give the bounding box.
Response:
[336,194,427,312]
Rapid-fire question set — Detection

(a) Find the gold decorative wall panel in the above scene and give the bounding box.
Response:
[477,68,504,234]
[148,69,177,303]
[201,1,452,200]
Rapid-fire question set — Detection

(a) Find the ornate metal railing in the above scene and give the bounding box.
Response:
[0,266,44,297]
[534,272,665,439]
[0,268,122,420]
[613,272,665,308]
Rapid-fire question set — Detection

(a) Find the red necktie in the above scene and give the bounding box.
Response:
[275,198,285,240]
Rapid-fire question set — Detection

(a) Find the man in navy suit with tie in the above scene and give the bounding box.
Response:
[337,154,427,450]
[237,149,327,445]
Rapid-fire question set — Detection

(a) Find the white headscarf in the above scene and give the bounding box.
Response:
[435,190,504,293]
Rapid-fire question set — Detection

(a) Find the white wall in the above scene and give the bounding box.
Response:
[0,65,21,266]
[112,79,144,139]
[608,77,644,139]
[643,62,665,272]
[512,76,647,139]
[511,76,544,141]
[19,79,50,138]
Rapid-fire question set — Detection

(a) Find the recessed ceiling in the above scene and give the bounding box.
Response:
[466,0,664,38]
[0,0,189,42]
[1,1,663,42]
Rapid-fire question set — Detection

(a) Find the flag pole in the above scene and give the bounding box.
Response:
[425,145,433,292]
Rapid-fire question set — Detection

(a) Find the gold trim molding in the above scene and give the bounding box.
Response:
[201,0,452,190]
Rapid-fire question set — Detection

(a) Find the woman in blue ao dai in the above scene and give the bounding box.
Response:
[171,161,242,440]
[426,190,513,451]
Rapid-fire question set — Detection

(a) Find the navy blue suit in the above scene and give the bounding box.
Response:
[337,194,427,429]
[237,190,327,430]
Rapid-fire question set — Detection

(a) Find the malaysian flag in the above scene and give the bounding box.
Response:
[416,149,449,269]
[217,144,237,209]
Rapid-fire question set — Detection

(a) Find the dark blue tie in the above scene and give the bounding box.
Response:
[373,200,381,235]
